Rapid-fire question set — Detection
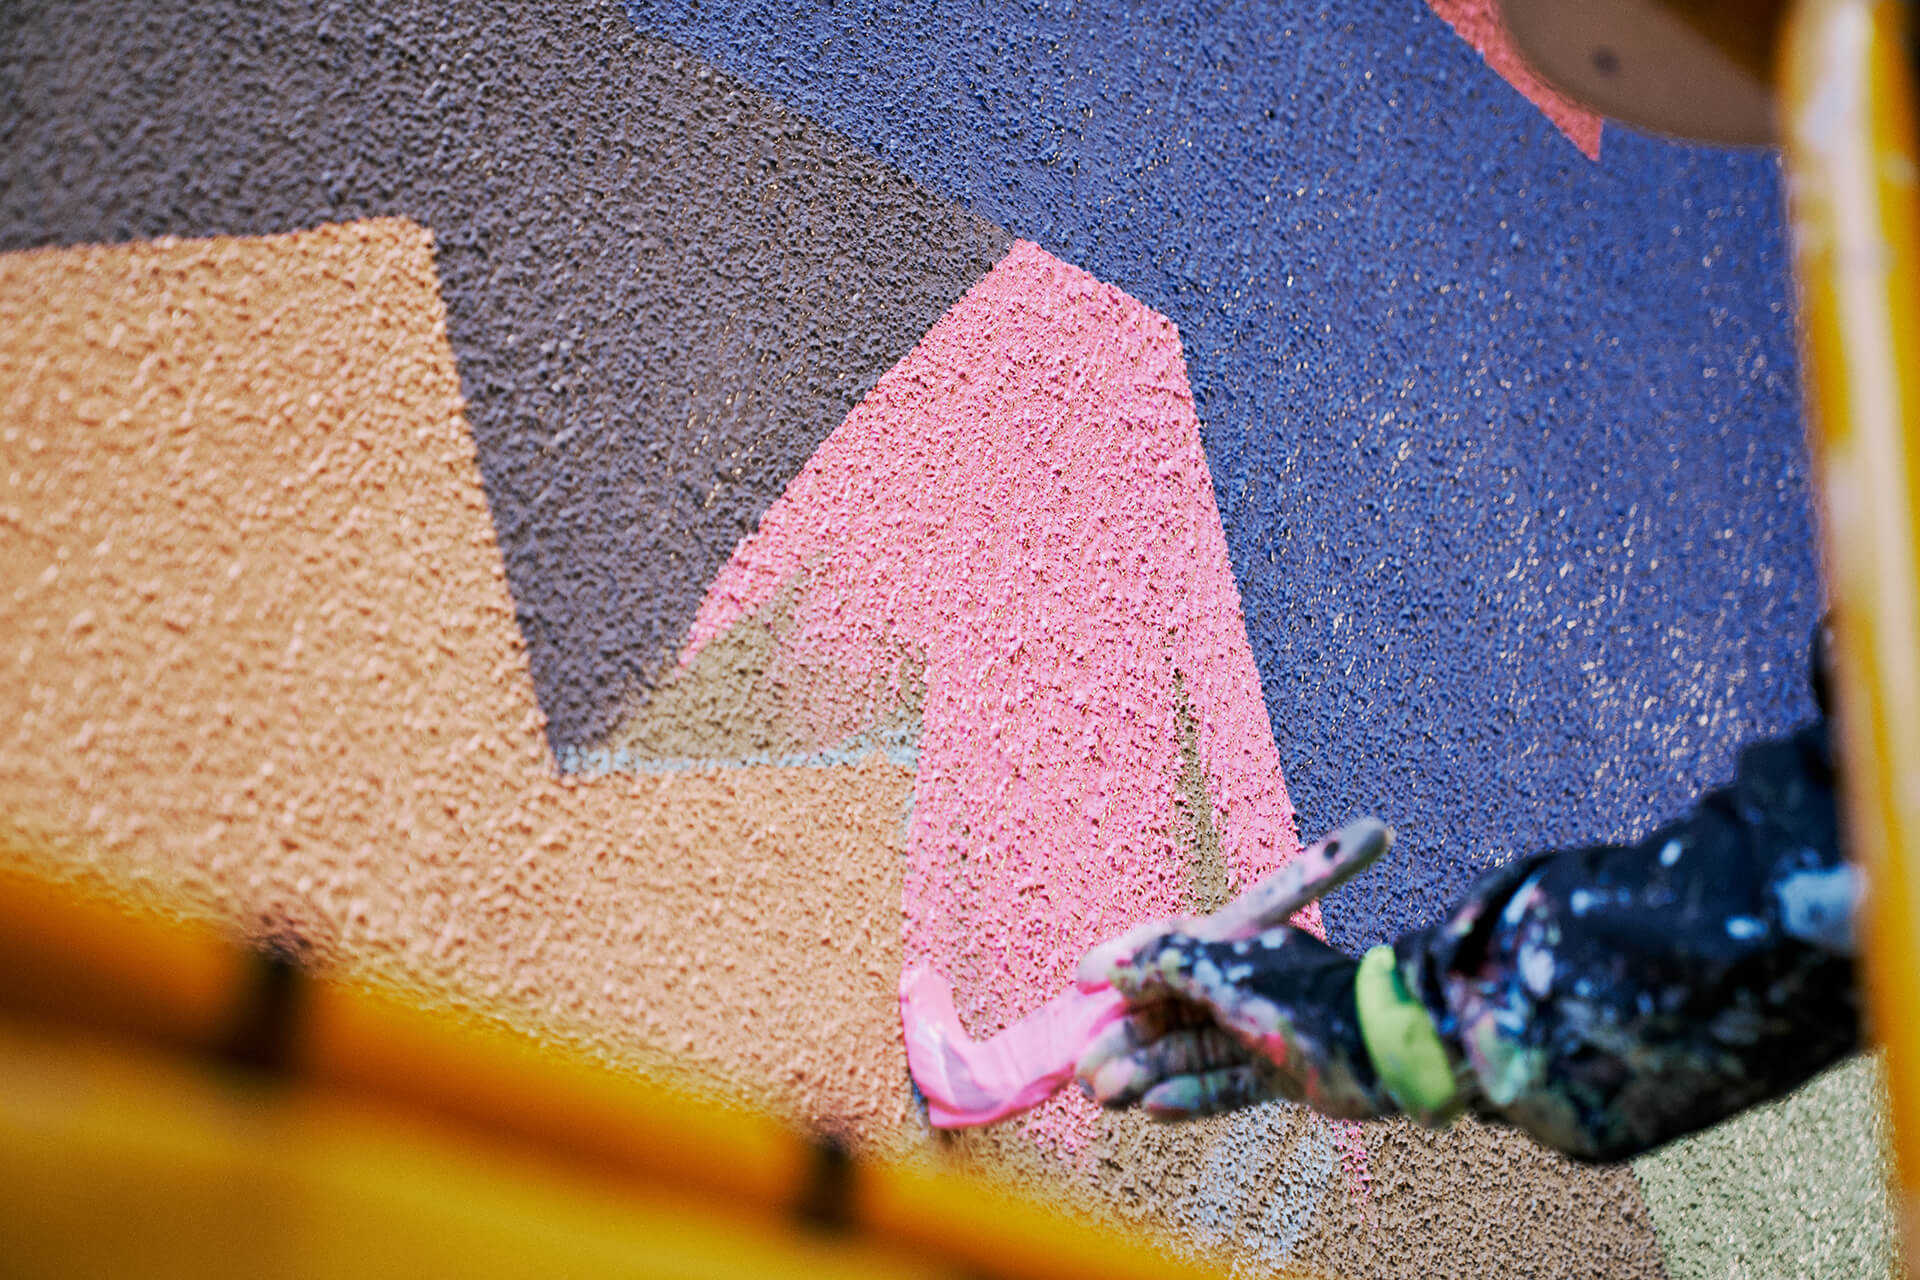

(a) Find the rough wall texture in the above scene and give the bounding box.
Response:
[630,0,1821,961]
[0,0,1009,749]
[0,224,920,1139]
[1634,1056,1898,1280]
[0,0,1895,1276]
[676,242,1305,1035]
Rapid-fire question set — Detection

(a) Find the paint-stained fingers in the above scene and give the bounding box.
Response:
[1102,931,1249,1008]
[1076,917,1199,992]
[1074,999,1209,1081]
[1140,1065,1276,1120]
[1078,819,1391,993]
[1084,1025,1251,1108]
[1073,1003,1196,1081]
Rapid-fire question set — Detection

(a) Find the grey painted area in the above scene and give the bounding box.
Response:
[0,0,1010,749]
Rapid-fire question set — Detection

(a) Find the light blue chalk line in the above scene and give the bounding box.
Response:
[558,725,921,777]
[1189,1104,1334,1275]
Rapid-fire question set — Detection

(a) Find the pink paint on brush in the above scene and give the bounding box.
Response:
[1425,0,1604,160]
[683,240,1309,1143]
[902,966,1128,1127]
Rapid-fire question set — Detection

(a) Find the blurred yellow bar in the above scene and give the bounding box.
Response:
[0,857,1245,1280]
[1777,0,1920,1265]
[0,1023,945,1280]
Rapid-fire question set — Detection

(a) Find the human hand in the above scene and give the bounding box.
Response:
[1075,922,1390,1120]
[1073,818,1395,1121]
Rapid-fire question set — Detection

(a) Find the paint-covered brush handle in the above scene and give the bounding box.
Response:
[1196,815,1391,940]
[1075,816,1391,990]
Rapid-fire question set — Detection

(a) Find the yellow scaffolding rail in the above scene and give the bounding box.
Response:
[1778,0,1920,1266]
[0,858,1240,1279]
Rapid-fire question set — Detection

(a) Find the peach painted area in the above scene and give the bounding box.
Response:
[1426,0,1604,160]
[0,221,918,1142]
[684,241,1310,1143]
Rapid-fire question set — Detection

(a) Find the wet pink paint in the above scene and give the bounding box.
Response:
[901,966,1127,1127]
[684,240,1311,1142]
[1335,1119,1377,1224]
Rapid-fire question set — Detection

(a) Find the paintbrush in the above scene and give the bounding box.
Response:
[901,817,1393,1127]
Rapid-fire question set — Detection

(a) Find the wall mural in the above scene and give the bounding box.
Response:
[0,0,1894,1276]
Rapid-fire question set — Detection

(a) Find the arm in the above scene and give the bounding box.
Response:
[1082,714,1862,1162]
[1398,717,1860,1160]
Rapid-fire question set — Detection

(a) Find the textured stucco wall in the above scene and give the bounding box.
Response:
[1,0,1896,1276]
[0,223,921,1137]
[1635,1056,1897,1280]
[0,0,1009,750]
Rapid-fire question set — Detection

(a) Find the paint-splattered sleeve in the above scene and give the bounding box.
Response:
[1395,715,1863,1162]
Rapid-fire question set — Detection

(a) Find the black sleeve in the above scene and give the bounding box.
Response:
[1393,715,1862,1162]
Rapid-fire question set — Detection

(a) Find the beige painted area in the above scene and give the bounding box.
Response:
[1308,1115,1669,1279]
[940,1103,1338,1277]
[932,1101,1668,1278]
[0,221,917,1142]
[1635,1055,1900,1279]
[605,575,928,765]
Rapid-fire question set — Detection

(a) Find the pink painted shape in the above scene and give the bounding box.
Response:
[901,966,1127,1127]
[1426,0,1604,160]
[684,240,1310,1143]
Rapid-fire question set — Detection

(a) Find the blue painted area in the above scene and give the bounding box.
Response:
[628,0,1821,947]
